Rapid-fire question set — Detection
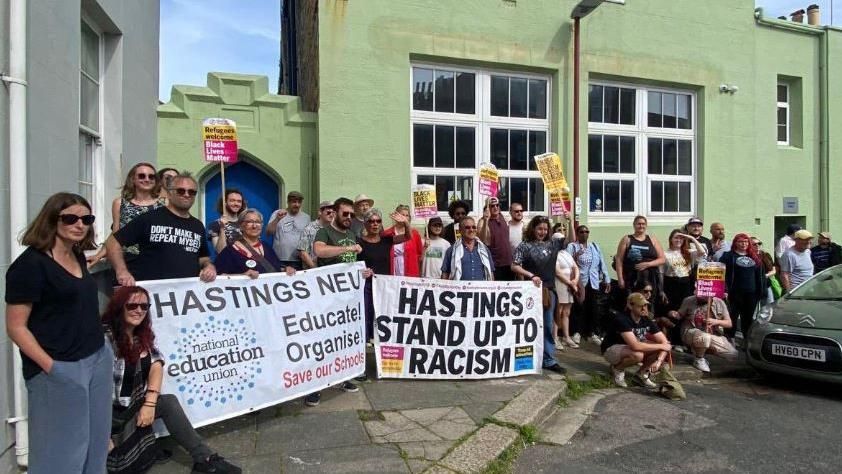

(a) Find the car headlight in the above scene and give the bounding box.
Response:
[756,305,774,325]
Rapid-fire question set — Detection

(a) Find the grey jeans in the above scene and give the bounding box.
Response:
[26,343,113,474]
[155,394,213,463]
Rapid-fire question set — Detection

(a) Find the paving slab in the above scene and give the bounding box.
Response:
[275,388,372,416]
[459,401,504,424]
[423,466,458,474]
[284,444,408,473]
[197,412,258,458]
[365,380,471,411]
[398,440,453,461]
[539,389,622,445]
[455,378,533,403]
[407,459,433,473]
[439,424,519,474]
[256,409,369,454]
[367,411,443,443]
[493,380,566,427]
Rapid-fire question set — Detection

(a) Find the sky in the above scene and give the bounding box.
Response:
[158,0,840,102]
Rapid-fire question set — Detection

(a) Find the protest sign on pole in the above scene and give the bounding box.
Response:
[695,261,726,298]
[373,276,543,380]
[534,152,569,193]
[202,118,238,198]
[478,163,499,197]
[412,184,438,219]
[139,263,366,427]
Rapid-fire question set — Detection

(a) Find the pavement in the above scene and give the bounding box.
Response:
[148,342,757,473]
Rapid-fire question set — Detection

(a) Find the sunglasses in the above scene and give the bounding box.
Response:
[642,289,653,294]
[125,302,150,311]
[59,214,95,226]
[462,225,477,230]
[489,204,500,208]
[511,209,523,213]
[135,173,156,181]
[340,211,354,217]
[172,188,198,197]
[578,230,590,234]
[367,219,382,224]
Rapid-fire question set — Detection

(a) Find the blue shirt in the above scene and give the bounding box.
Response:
[441,241,495,281]
[566,241,611,290]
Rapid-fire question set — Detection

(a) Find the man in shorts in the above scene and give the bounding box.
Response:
[601,293,671,388]
[671,295,738,373]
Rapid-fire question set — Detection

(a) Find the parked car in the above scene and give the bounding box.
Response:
[746,265,842,384]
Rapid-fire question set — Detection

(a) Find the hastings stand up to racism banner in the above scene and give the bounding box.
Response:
[139,263,366,427]
[373,276,544,380]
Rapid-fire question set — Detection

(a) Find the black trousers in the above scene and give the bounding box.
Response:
[726,291,760,337]
[571,286,609,337]
[494,265,515,281]
[156,394,213,463]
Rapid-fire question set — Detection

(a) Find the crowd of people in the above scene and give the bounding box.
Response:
[5,162,840,472]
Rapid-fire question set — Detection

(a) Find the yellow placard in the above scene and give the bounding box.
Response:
[412,185,438,218]
[534,152,568,192]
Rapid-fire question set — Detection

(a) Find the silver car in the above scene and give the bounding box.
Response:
[746,265,842,384]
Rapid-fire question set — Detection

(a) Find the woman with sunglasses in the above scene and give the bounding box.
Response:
[381,204,424,277]
[5,192,113,473]
[103,286,241,473]
[511,215,568,374]
[88,162,164,267]
[566,225,612,346]
[214,209,294,278]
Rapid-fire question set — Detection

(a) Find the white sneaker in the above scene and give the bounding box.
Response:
[588,335,603,345]
[554,338,565,351]
[633,371,658,389]
[563,338,580,349]
[693,357,711,373]
[611,366,627,387]
[674,346,686,353]
[572,333,582,344]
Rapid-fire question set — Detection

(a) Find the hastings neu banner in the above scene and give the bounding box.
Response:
[373,276,543,379]
[139,263,366,427]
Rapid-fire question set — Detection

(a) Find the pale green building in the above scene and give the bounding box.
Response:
[158,0,842,262]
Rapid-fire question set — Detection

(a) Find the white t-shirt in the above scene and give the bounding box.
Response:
[422,238,451,279]
[509,221,524,254]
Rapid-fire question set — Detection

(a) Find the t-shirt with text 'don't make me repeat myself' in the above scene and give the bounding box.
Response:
[114,206,209,281]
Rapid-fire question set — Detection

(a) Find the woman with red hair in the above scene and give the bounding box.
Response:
[104,286,240,473]
[718,233,765,340]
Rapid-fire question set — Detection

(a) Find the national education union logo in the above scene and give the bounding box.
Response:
[167,316,265,409]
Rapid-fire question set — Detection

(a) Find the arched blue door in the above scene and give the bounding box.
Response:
[204,159,280,258]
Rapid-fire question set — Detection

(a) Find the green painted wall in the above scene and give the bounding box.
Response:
[314,0,842,269]
[157,72,318,215]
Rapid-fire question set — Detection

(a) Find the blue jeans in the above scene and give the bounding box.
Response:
[542,288,559,367]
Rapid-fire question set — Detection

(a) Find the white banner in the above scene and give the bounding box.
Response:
[373,276,543,379]
[139,262,366,427]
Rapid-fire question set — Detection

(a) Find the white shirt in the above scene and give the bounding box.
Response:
[776,235,795,260]
[509,221,524,254]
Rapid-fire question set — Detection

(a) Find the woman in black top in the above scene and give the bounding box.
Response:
[615,215,666,299]
[719,233,765,338]
[5,192,113,473]
[103,286,240,474]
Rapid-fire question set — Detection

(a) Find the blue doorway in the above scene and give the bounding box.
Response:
[203,158,280,258]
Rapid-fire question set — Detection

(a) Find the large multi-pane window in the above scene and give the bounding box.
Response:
[411,65,550,213]
[588,82,696,217]
[80,19,105,241]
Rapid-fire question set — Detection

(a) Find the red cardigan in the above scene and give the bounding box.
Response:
[382,226,423,277]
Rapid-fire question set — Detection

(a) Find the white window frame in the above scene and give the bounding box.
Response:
[587,81,696,223]
[79,16,106,242]
[777,83,790,146]
[410,63,551,219]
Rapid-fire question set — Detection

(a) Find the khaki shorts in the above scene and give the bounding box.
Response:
[603,344,630,366]
[682,328,738,360]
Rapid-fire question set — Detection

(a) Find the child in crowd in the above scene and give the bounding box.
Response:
[422,217,450,278]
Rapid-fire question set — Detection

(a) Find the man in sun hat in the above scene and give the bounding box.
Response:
[478,196,513,281]
[351,194,375,238]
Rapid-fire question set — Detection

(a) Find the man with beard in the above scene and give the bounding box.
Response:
[207,188,245,253]
[811,231,842,274]
[478,197,513,280]
[508,202,525,255]
[707,222,730,259]
[267,191,311,270]
[685,217,710,251]
[297,200,335,269]
[304,197,363,406]
[107,171,216,285]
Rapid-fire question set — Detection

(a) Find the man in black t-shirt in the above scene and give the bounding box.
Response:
[601,293,671,388]
[107,172,217,285]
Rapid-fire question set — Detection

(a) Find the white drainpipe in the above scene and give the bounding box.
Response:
[2,0,29,468]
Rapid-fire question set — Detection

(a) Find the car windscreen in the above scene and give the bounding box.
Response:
[786,265,842,300]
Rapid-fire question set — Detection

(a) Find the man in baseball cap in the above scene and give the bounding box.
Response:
[297,200,336,269]
[811,231,842,274]
[685,217,710,250]
[267,191,311,269]
[781,229,814,290]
